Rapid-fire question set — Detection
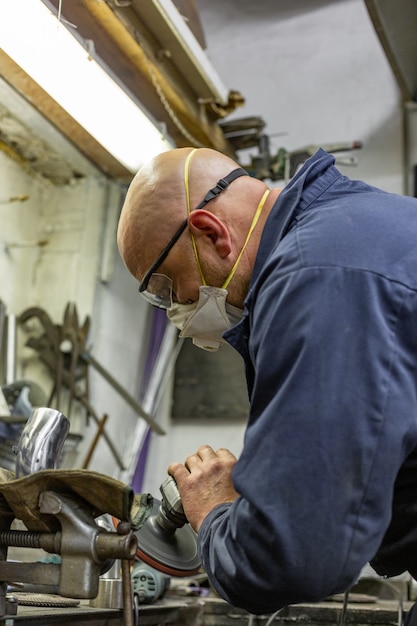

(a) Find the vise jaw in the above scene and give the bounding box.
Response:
[38,490,136,598]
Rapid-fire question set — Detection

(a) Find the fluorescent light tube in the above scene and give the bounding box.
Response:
[0,0,173,172]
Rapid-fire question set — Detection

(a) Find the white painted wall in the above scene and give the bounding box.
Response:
[80,248,153,478]
[0,163,103,322]
[0,81,150,477]
[0,78,107,326]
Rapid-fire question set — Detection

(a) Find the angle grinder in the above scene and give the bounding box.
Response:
[134,476,201,577]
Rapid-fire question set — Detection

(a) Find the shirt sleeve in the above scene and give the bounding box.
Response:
[198,265,417,615]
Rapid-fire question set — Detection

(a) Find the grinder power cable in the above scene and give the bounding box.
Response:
[134,476,201,577]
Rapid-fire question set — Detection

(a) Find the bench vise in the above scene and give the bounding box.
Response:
[0,490,137,616]
[0,408,150,622]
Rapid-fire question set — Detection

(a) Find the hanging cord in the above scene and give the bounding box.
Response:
[377,579,404,626]
[55,0,77,29]
[265,607,286,626]
[339,579,403,626]
[339,588,350,626]
[246,607,285,626]
[103,5,203,148]
[147,64,205,148]
[246,578,404,626]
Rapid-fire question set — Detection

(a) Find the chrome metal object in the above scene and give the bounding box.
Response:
[14,407,70,477]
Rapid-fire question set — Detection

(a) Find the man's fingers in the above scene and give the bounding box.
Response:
[196,444,216,459]
[168,446,238,478]
[168,462,189,481]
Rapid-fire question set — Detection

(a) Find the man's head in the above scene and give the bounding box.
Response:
[117,146,272,314]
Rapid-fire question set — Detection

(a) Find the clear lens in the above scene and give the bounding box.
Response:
[140,273,173,309]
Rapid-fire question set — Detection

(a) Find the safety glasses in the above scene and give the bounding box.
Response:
[138,167,248,309]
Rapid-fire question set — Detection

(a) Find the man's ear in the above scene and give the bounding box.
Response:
[188,210,232,258]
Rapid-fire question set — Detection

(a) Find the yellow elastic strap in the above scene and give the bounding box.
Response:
[184,148,270,290]
[184,148,207,285]
[222,188,270,289]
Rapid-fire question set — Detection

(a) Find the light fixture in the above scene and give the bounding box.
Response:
[133,0,229,104]
[0,0,173,173]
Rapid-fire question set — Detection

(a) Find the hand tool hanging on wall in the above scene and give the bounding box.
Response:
[18,303,165,471]
[80,351,164,434]
[18,303,122,467]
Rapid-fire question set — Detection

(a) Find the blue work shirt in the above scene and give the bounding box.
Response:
[198,150,417,614]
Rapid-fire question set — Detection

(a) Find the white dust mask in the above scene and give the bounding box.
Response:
[167,286,243,351]
[167,149,270,351]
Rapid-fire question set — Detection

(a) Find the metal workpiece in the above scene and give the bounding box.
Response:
[14,407,70,478]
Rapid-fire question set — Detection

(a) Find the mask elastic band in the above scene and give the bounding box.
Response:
[183,149,264,289]
[185,149,206,284]
[222,187,270,290]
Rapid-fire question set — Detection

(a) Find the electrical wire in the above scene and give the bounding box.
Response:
[246,590,349,626]
[133,593,140,626]
[339,588,350,626]
[264,607,286,626]
[375,579,404,626]
[245,577,404,626]
[339,578,404,626]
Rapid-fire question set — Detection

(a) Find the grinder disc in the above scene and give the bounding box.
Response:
[135,498,201,577]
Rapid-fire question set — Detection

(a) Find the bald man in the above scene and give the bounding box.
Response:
[118,147,417,618]
[118,147,277,326]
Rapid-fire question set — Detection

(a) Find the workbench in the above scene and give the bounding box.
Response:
[1,594,411,626]
[0,597,202,625]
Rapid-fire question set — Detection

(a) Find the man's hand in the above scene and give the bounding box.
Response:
[168,445,239,532]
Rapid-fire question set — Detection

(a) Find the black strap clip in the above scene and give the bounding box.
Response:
[196,168,248,209]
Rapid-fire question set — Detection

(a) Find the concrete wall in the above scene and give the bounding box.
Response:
[195,0,404,191]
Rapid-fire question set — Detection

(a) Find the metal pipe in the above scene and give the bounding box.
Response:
[14,407,70,477]
[121,558,134,626]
